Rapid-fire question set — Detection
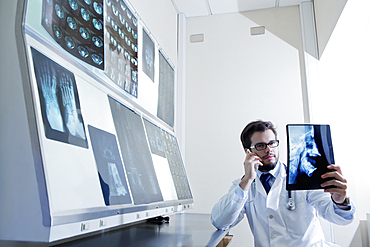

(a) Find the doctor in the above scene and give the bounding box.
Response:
[211,120,355,247]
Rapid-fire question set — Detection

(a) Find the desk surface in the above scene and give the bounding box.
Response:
[0,213,228,247]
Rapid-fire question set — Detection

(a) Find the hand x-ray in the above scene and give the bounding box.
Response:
[31,47,88,148]
[286,124,335,190]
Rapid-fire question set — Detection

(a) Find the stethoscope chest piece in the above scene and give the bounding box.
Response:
[286,191,296,211]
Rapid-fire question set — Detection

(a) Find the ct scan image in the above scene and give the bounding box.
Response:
[104,0,138,97]
[108,96,163,204]
[41,0,104,69]
[161,130,192,200]
[143,119,165,158]
[31,47,88,148]
[287,124,335,190]
[88,125,132,206]
[142,29,155,82]
[157,51,174,127]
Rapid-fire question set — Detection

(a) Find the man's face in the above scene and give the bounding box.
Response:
[249,129,279,172]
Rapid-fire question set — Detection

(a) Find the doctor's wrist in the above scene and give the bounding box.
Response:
[332,196,351,210]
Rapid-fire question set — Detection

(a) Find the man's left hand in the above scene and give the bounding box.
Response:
[321,164,348,204]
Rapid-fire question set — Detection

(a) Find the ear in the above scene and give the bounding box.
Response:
[245,148,251,154]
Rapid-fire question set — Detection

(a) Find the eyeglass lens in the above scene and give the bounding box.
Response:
[254,140,279,151]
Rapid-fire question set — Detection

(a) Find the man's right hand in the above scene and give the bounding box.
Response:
[239,149,263,191]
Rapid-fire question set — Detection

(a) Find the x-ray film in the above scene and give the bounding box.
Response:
[104,0,138,97]
[143,118,193,200]
[143,119,165,158]
[286,124,335,190]
[41,0,104,69]
[157,51,174,128]
[142,29,155,82]
[31,47,88,148]
[161,130,193,200]
[108,96,163,204]
[88,125,132,205]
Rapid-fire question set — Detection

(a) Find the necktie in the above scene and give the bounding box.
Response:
[260,173,272,194]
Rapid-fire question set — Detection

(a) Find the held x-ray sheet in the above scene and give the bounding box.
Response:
[286,124,335,190]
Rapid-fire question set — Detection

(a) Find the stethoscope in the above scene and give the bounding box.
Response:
[244,175,296,211]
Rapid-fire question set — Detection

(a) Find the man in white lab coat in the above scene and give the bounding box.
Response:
[211,120,355,247]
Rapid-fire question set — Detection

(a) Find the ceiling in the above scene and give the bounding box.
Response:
[171,0,311,18]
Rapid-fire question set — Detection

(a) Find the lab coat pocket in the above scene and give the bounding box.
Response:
[283,193,308,235]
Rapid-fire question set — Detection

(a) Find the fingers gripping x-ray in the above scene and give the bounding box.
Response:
[60,73,85,139]
[39,61,65,132]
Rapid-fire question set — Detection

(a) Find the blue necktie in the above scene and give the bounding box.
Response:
[260,173,272,194]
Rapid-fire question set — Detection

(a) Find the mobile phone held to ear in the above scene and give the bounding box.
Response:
[286,124,335,191]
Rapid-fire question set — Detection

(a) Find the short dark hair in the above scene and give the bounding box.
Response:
[240,120,277,149]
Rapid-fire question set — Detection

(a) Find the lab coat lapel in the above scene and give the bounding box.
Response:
[267,163,287,210]
[256,176,267,198]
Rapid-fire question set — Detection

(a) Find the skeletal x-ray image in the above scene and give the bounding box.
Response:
[161,130,192,200]
[88,125,132,205]
[41,0,104,69]
[108,96,163,204]
[157,52,175,128]
[104,0,138,97]
[286,124,335,190]
[31,47,88,148]
[142,29,155,82]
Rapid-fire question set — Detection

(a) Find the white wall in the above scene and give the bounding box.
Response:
[185,6,306,246]
[312,0,370,246]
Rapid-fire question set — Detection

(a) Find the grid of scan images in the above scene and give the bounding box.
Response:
[104,0,138,97]
[42,0,104,70]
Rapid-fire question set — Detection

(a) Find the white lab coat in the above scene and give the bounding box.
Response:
[211,161,355,247]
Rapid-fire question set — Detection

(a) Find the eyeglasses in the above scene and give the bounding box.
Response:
[250,140,279,151]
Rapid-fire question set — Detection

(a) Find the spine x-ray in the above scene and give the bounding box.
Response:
[31,47,88,148]
[41,0,104,69]
[104,0,138,97]
[108,96,163,204]
[88,125,132,206]
[286,124,335,190]
[157,51,175,127]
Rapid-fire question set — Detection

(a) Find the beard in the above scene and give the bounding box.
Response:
[258,153,279,172]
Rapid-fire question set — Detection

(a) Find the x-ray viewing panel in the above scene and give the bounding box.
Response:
[13,0,192,242]
[286,124,335,191]
[108,96,163,204]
